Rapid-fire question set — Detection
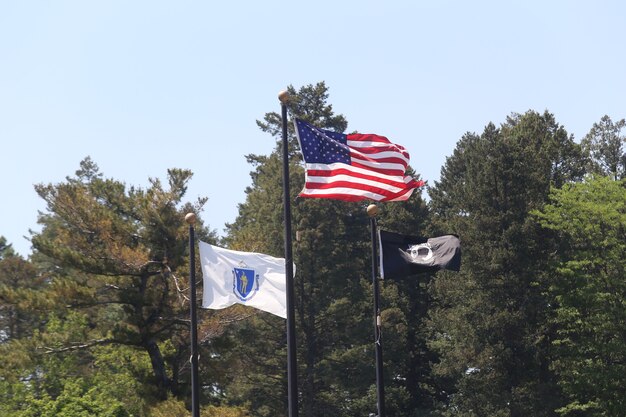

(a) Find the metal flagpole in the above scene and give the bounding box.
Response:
[367,204,385,417]
[185,212,201,417]
[279,90,299,417]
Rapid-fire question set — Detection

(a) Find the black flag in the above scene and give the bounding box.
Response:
[378,230,461,279]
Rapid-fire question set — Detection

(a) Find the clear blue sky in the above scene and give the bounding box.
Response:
[1,1,625,257]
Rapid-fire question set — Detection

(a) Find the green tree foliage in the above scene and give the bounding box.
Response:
[0,236,16,259]
[146,397,250,417]
[427,111,584,416]
[534,176,626,416]
[1,308,150,416]
[0,309,158,416]
[581,115,626,180]
[6,87,623,417]
[0,248,45,342]
[0,378,132,417]
[0,240,51,391]
[222,82,432,416]
[28,156,225,405]
[375,187,439,416]
[224,82,373,417]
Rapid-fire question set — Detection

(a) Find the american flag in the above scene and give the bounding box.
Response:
[294,119,424,202]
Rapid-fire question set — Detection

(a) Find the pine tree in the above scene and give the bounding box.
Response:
[581,115,626,180]
[29,157,221,401]
[0,248,44,341]
[427,111,584,416]
[223,82,434,417]
[374,185,438,415]
[224,83,363,417]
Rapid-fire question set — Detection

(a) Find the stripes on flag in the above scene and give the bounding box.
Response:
[294,119,424,202]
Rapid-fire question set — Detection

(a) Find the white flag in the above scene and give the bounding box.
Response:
[198,241,292,319]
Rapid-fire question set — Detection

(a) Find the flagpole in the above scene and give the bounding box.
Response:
[185,212,201,417]
[279,90,298,417]
[367,204,385,417]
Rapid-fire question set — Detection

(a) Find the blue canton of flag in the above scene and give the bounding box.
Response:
[299,124,351,165]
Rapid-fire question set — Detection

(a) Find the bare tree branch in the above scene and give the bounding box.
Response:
[40,338,116,353]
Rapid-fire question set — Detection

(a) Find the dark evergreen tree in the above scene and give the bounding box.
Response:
[375,186,439,416]
[223,82,432,417]
[223,83,365,417]
[581,115,626,180]
[0,245,44,342]
[427,111,584,417]
[0,236,16,259]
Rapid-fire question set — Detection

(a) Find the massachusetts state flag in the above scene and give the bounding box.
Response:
[294,119,424,202]
[199,241,294,319]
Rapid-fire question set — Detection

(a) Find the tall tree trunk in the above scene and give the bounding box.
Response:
[145,338,171,400]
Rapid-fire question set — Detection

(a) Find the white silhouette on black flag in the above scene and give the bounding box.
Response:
[378,230,461,279]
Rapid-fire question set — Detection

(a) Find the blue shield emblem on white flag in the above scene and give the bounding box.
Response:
[232,267,259,301]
